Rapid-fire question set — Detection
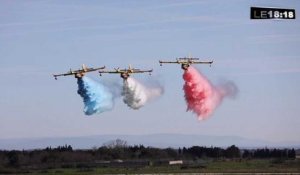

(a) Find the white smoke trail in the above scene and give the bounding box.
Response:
[122,77,164,109]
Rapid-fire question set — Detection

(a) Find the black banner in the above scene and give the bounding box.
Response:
[251,7,295,19]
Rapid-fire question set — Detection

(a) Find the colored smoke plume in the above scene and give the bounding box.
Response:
[122,77,164,109]
[183,66,237,120]
[77,77,114,115]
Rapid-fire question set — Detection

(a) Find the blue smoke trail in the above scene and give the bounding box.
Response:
[77,77,114,115]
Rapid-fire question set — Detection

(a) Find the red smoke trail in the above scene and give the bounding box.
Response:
[183,66,237,120]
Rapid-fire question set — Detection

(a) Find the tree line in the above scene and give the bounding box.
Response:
[0,139,296,169]
[243,148,296,159]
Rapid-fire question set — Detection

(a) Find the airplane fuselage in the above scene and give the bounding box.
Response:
[75,72,85,78]
[121,72,130,79]
[181,63,190,70]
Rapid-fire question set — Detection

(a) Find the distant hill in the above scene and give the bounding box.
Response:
[0,134,299,150]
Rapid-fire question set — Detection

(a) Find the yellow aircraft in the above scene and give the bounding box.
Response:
[159,56,213,70]
[53,64,105,80]
[99,65,153,80]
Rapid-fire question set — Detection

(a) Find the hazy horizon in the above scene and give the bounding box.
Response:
[1,133,300,150]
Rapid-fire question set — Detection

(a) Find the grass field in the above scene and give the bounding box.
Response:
[1,159,300,174]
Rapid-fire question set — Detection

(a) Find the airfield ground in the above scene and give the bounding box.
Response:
[1,159,300,175]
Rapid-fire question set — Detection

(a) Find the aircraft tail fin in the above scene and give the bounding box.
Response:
[82,64,88,71]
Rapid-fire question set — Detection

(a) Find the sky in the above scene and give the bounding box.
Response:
[0,0,300,144]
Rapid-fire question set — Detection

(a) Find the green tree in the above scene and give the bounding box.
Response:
[7,151,19,167]
[225,145,240,158]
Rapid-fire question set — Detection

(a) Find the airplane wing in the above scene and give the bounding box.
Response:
[193,61,213,64]
[54,72,74,76]
[159,60,178,64]
[53,72,74,80]
[99,70,123,74]
[86,66,106,72]
[178,57,200,60]
[133,69,153,73]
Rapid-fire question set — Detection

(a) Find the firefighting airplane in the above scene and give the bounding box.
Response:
[99,65,153,80]
[159,56,213,70]
[53,64,105,80]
